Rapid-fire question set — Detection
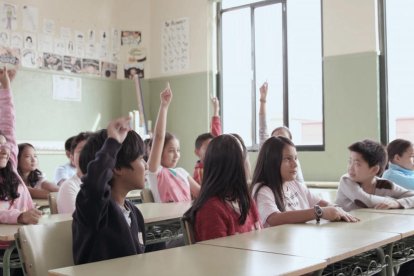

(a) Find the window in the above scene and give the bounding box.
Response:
[219,0,324,149]
[382,0,414,142]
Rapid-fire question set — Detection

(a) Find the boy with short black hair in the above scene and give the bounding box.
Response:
[193,97,221,185]
[72,116,147,265]
[335,139,414,212]
[54,136,76,185]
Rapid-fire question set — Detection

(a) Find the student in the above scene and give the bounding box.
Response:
[0,68,42,228]
[147,83,200,203]
[382,138,414,190]
[72,116,147,265]
[54,136,77,186]
[184,134,261,242]
[17,143,59,199]
[336,139,414,212]
[251,136,357,227]
[258,82,304,183]
[143,138,152,162]
[230,133,252,184]
[193,96,222,185]
[56,132,91,214]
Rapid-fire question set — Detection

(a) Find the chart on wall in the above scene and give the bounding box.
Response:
[162,17,189,73]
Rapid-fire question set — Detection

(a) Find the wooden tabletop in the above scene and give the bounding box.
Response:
[0,213,73,241]
[126,189,141,199]
[355,208,414,216]
[136,202,192,224]
[315,210,414,238]
[33,198,49,208]
[199,224,399,265]
[48,244,326,276]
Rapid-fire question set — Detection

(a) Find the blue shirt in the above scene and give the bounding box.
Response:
[383,163,414,190]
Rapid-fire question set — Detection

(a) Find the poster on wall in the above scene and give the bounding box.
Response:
[52,74,81,102]
[42,52,62,71]
[121,31,141,46]
[23,33,36,49]
[22,5,38,32]
[124,62,144,79]
[43,19,54,35]
[0,3,17,30]
[101,61,117,79]
[162,17,189,73]
[21,49,39,68]
[10,32,22,48]
[63,56,81,73]
[0,46,20,67]
[81,58,100,75]
[38,34,53,52]
[0,30,10,46]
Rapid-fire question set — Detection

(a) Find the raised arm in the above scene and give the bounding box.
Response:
[133,75,146,128]
[210,96,222,136]
[148,84,172,172]
[258,82,269,147]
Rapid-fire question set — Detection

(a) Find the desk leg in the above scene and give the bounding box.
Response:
[312,269,323,276]
[2,242,17,276]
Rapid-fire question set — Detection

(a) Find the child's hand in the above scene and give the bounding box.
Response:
[259,82,268,101]
[17,208,42,224]
[211,96,219,116]
[322,206,359,222]
[160,82,172,106]
[107,116,132,144]
[0,66,11,89]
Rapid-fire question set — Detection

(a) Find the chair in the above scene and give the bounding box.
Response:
[0,243,22,276]
[15,220,74,276]
[48,192,58,214]
[180,216,195,245]
[140,188,155,203]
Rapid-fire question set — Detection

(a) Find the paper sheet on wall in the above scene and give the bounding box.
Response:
[52,75,81,101]
[22,5,38,32]
[162,17,189,73]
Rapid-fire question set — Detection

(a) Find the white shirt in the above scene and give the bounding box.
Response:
[57,174,82,214]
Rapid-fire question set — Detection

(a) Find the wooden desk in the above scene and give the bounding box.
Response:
[199,224,399,265]
[33,198,49,208]
[48,244,327,276]
[356,208,414,216]
[306,181,339,189]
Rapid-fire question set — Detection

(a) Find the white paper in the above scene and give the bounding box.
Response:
[21,49,38,68]
[38,34,53,52]
[10,33,22,48]
[1,3,17,30]
[53,75,81,101]
[54,38,66,55]
[60,27,71,40]
[0,30,10,46]
[23,33,36,49]
[43,19,55,35]
[112,28,120,52]
[162,17,189,73]
[22,5,38,32]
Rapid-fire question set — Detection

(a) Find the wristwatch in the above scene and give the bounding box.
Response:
[314,205,323,223]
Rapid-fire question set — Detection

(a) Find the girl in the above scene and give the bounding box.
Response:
[147,83,200,203]
[0,68,42,225]
[184,134,261,242]
[18,143,59,199]
[382,139,414,190]
[251,136,358,227]
[258,82,305,183]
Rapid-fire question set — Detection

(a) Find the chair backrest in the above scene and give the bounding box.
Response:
[48,192,58,214]
[15,220,74,276]
[181,216,195,245]
[140,188,155,203]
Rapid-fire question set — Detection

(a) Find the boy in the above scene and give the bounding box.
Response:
[193,97,221,184]
[54,136,76,186]
[335,139,414,212]
[72,116,147,265]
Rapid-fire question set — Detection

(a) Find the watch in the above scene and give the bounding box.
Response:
[314,205,323,223]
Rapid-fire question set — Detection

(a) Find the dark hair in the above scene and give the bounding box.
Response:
[194,133,214,150]
[0,161,21,200]
[79,129,144,176]
[184,134,251,225]
[348,139,387,176]
[143,138,152,162]
[229,133,247,161]
[251,136,295,212]
[387,139,413,163]
[65,136,76,152]
[70,132,93,154]
[271,126,293,140]
[17,143,42,188]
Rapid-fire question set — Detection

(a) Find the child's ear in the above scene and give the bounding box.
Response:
[113,167,123,176]
[370,164,380,176]
[194,148,200,158]
[394,154,401,162]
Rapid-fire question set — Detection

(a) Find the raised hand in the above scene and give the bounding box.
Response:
[160,82,172,107]
[259,82,268,102]
[211,96,220,116]
[107,116,132,144]
[17,208,42,224]
[0,66,11,90]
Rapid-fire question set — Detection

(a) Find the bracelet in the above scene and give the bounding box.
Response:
[260,99,266,103]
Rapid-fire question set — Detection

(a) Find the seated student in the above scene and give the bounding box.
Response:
[147,83,200,202]
[56,132,91,214]
[251,136,357,227]
[382,138,414,190]
[54,136,77,186]
[0,68,42,239]
[184,134,261,242]
[336,139,414,212]
[72,116,147,265]
[17,143,59,199]
[258,82,304,183]
[193,97,222,185]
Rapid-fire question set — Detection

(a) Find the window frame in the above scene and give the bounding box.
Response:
[217,0,325,151]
